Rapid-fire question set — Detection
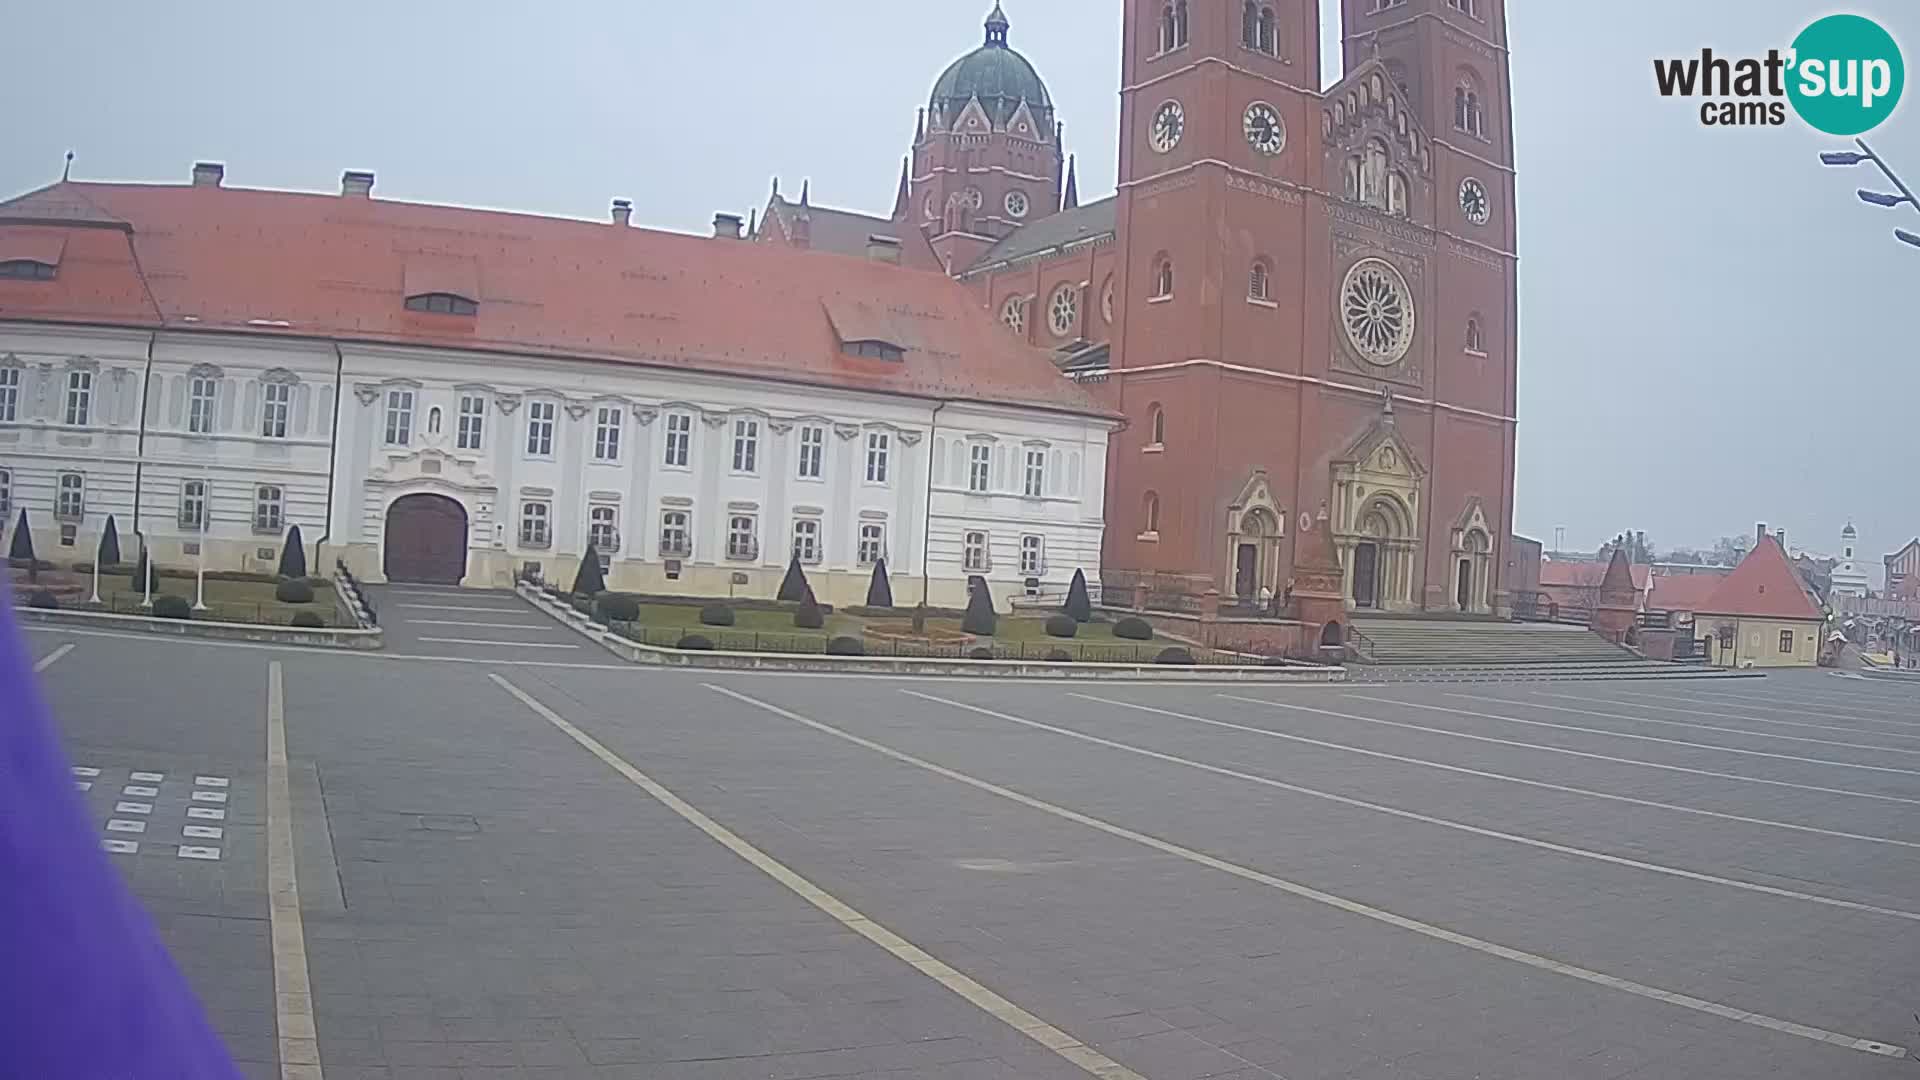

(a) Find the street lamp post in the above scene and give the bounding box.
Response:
[89,526,102,606]
[193,503,208,612]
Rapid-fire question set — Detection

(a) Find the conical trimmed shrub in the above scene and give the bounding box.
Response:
[865,558,893,608]
[777,556,810,602]
[1064,568,1092,622]
[571,544,606,596]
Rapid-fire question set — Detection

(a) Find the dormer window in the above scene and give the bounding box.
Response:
[843,339,905,361]
[0,260,56,281]
[404,292,477,316]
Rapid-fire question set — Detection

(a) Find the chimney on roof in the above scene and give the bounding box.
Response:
[611,198,632,227]
[712,212,744,240]
[1777,529,1787,552]
[866,234,903,265]
[1756,523,1768,546]
[340,170,375,198]
[191,162,225,188]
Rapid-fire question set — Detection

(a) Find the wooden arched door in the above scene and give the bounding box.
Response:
[383,494,468,585]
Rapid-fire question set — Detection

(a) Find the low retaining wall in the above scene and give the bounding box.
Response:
[17,604,384,649]
[518,586,1343,682]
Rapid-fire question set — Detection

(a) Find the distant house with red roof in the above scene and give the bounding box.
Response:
[1694,527,1828,668]
[1537,559,1651,616]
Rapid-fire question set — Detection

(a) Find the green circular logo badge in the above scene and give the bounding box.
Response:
[1788,14,1904,135]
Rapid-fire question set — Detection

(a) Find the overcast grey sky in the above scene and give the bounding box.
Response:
[2,2,1912,565]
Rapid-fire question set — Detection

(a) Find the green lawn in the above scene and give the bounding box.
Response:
[631,602,862,636]
[96,577,340,626]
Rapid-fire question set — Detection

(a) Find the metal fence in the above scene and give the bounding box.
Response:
[16,589,336,628]
[603,621,1305,666]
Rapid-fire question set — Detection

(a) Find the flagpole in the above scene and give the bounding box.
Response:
[193,496,207,612]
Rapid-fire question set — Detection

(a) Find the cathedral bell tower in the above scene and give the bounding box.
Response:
[906,3,1065,272]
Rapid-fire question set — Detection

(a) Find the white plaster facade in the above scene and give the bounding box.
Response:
[1832,523,1870,600]
[1,323,1110,609]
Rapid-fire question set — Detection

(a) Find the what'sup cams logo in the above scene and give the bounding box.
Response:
[1657,14,1918,251]
[1654,14,1903,133]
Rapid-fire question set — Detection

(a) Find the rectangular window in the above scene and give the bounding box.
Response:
[55,473,84,519]
[727,515,758,561]
[1779,629,1795,654]
[384,389,414,446]
[253,484,284,533]
[1023,448,1046,497]
[189,377,217,434]
[179,480,207,530]
[858,522,886,567]
[594,406,622,462]
[65,371,92,426]
[792,518,821,564]
[963,530,990,572]
[457,394,485,450]
[732,418,759,473]
[866,432,891,484]
[262,381,291,439]
[664,413,692,468]
[0,367,18,422]
[0,468,9,517]
[1020,534,1044,576]
[797,425,825,479]
[519,501,551,547]
[968,444,991,493]
[659,510,691,557]
[526,400,555,456]
[588,505,619,552]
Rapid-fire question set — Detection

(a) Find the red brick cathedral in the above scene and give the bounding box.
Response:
[760,0,1517,615]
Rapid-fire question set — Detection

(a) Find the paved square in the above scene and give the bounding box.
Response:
[25,622,1920,1079]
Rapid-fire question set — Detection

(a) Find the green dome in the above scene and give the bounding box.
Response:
[930,4,1053,120]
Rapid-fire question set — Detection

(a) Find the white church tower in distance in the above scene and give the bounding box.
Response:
[1832,522,1871,599]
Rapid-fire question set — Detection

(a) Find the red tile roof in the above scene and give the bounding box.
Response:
[1647,572,1725,614]
[1538,561,1651,592]
[1697,537,1825,621]
[0,179,1110,419]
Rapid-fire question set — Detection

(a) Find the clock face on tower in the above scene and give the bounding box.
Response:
[1150,100,1185,154]
[1459,178,1491,225]
[1243,102,1286,156]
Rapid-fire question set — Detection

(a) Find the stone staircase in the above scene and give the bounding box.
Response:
[1346,617,1752,682]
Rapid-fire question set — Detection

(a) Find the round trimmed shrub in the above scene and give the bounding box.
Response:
[290,611,327,629]
[1043,614,1078,639]
[596,593,641,623]
[27,589,59,610]
[675,633,715,651]
[1112,616,1154,641]
[968,646,995,660]
[152,595,193,620]
[699,604,736,627]
[1046,648,1075,663]
[826,636,866,657]
[1154,646,1195,665]
[794,592,825,630]
[275,579,316,604]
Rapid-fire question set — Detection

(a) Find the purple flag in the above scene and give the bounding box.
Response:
[0,588,243,1078]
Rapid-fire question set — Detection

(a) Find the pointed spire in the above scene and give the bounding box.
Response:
[985,2,1010,47]
[915,107,926,143]
[771,176,780,201]
[891,157,912,219]
[747,207,758,239]
[1061,155,1079,211]
[799,179,810,209]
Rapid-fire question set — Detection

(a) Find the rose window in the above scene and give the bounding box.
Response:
[1341,258,1415,365]
[1048,286,1079,338]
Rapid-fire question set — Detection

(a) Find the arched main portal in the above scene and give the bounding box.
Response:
[384,494,469,585]
[1348,495,1416,610]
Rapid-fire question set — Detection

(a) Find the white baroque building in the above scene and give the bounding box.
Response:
[1831,522,1870,600]
[0,165,1113,609]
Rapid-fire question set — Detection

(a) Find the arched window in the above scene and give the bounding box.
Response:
[1143,491,1162,535]
[1344,155,1362,200]
[1151,256,1175,299]
[1361,139,1389,207]
[1243,2,1277,54]
[1465,316,1485,353]
[1388,172,1408,217]
[1258,6,1277,54]
[1455,75,1486,137]
[1148,404,1166,447]
[1248,260,1271,302]
[1242,1,1258,48]
[1160,2,1188,52]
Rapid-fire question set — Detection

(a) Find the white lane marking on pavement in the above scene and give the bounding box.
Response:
[106,819,146,834]
[1155,696,1920,850]
[1314,695,1920,806]
[711,684,1907,1061]
[1538,689,1920,742]
[188,806,226,821]
[122,785,159,798]
[115,802,152,815]
[1664,686,1920,728]
[192,790,230,804]
[129,771,165,783]
[1429,694,1920,773]
[71,766,100,778]
[103,839,138,855]
[415,637,581,649]
[402,619,548,629]
[184,825,224,840]
[195,776,230,788]
[266,661,322,1080]
[398,604,529,614]
[489,673,1149,1080]
[1488,694,1920,755]
[34,642,75,672]
[912,692,1920,923]
[178,846,222,861]
[75,781,91,791]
